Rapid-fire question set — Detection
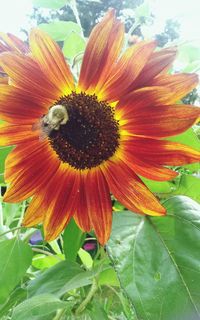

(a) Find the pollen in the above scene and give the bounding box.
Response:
[48,92,120,169]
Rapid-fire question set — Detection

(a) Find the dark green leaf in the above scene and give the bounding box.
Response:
[0,288,27,318]
[28,260,92,297]
[0,239,33,304]
[11,294,67,320]
[39,21,81,41]
[63,218,85,261]
[32,0,69,9]
[87,301,108,320]
[107,196,200,320]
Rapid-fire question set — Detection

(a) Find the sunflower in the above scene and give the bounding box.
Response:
[0,10,199,245]
[0,32,28,84]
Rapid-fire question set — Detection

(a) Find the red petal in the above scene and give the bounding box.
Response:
[79,169,112,245]
[0,123,39,146]
[30,29,75,95]
[78,10,124,93]
[0,32,28,54]
[73,172,91,232]
[122,146,178,181]
[116,86,173,114]
[102,159,166,216]
[43,166,80,241]
[100,41,156,101]
[130,47,177,90]
[0,52,61,102]
[4,140,60,202]
[151,73,199,102]
[122,104,200,138]
[124,137,200,166]
[0,85,47,124]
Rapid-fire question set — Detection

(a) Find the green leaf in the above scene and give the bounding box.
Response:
[28,260,92,297]
[169,128,200,150]
[107,196,200,320]
[87,301,108,320]
[63,32,86,60]
[171,174,200,204]
[98,267,120,287]
[3,202,22,227]
[141,177,174,193]
[63,218,85,261]
[169,128,200,172]
[32,0,68,9]
[0,288,27,318]
[78,248,93,269]
[182,60,200,73]
[135,2,151,19]
[178,44,200,64]
[11,294,67,320]
[0,146,12,184]
[0,239,33,304]
[32,254,64,270]
[38,21,81,41]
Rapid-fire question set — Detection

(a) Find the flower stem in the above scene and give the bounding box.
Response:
[70,0,84,38]
[0,226,23,238]
[53,308,66,320]
[75,277,98,315]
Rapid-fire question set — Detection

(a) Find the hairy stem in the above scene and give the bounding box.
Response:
[75,278,98,315]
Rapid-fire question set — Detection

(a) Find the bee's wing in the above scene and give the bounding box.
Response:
[32,120,50,142]
[32,120,41,132]
[39,126,53,141]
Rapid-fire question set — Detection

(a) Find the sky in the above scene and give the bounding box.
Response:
[0,0,199,43]
[0,0,32,38]
[150,0,200,44]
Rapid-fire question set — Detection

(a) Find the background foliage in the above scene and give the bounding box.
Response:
[0,0,200,319]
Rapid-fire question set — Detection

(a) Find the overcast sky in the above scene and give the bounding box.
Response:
[0,0,199,43]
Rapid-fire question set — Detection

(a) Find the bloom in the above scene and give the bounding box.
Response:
[0,11,199,244]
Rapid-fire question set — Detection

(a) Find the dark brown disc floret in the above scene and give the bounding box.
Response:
[47,92,120,170]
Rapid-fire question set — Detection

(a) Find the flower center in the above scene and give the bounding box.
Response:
[45,92,119,170]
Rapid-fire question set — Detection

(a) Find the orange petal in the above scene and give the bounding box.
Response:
[0,123,38,146]
[22,194,45,227]
[43,165,80,241]
[124,137,200,166]
[30,29,75,96]
[102,159,166,216]
[100,41,156,101]
[0,52,61,102]
[79,169,112,245]
[151,73,199,102]
[0,85,47,124]
[122,104,200,138]
[78,10,124,93]
[130,46,177,90]
[4,140,60,202]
